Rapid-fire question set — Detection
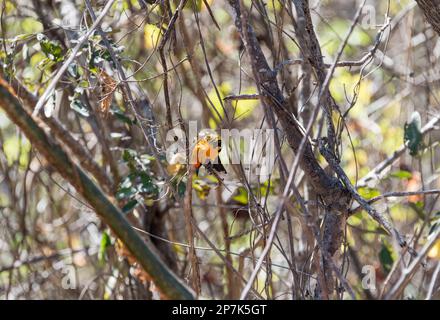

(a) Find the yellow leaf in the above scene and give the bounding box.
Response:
[428,239,440,260]
[193,179,211,200]
[207,82,230,122]
[209,118,217,129]
[143,24,161,50]
[233,87,258,119]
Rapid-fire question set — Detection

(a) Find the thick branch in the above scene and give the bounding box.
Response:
[416,0,440,35]
[292,0,338,151]
[0,75,113,192]
[228,0,350,209]
[0,84,194,300]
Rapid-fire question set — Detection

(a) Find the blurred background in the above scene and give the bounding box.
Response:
[0,0,439,299]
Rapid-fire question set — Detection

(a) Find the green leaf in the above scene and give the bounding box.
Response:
[404,111,423,157]
[112,108,134,125]
[390,170,412,180]
[37,33,64,62]
[358,187,381,200]
[89,49,102,69]
[233,187,249,205]
[70,99,90,117]
[177,181,186,197]
[233,87,258,120]
[206,82,230,123]
[122,199,139,213]
[98,232,111,263]
[379,243,394,274]
[138,172,158,194]
[259,181,274,198]
[116,186,137,200]
[122,148,137,162]
[186,0,203,12]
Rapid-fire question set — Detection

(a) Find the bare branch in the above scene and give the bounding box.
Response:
[33,0,117,116]
[0,83,194,300]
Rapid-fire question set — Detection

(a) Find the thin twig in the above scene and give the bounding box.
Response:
[384,227,440,299]
[33,0,117,116]
[350,189,440,214]
[426,261,440,300]
[358,114,440,188]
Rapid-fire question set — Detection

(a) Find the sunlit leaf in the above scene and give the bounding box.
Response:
[98,232,111,264]
[358,187,380,200]
[37,33,64,62]
[233,187,248,205]
[193,179,211,200]
[207,82,230,122]
[143,24,161,50]
[233,87,258,120]
[390,170,412,180]
[428,239,440,260]
[22,17,43,33]
[3,135,31,167]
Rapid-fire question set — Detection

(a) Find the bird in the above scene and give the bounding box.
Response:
[191,130,227,176]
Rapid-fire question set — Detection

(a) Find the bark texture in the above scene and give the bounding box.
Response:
[0,83,194,300]
[417,0,440,35]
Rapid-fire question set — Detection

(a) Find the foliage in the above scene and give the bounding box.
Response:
[0,0,439,301]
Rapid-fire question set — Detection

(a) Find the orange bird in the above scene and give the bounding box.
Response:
[191,132,227,176]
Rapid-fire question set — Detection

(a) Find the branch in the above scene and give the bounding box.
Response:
[416,0,440,36]
[350,189,440,214]
[384,226,440,299]
[228,0,355,298]
[319,138,408,249]
[184,165,201,295]
[358,114,440,188]
[0,74,113,193]
[33,0,117,116]
[227,0,348,207]
[84,0,167,178]
[223,94,261,101]
[0,84,194,300]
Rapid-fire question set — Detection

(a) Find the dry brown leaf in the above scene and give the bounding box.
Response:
[98,69,117,116]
